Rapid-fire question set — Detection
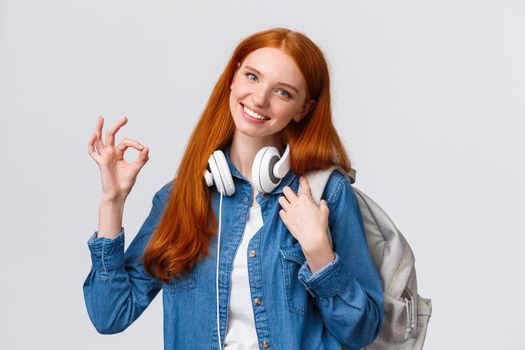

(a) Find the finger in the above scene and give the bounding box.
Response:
[87,132,99,153]
[135,146,149,165]
[94,116,105,149]
[88,132,102,162]
[278,195,291,210]
[298,176,311,197]
[279,209,287,223]
[106,116,128,147]
[116,138,145,154]
[282,186,297,203]
[93,132,104,154]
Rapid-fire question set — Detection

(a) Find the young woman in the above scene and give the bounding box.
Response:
[84,27,383,350]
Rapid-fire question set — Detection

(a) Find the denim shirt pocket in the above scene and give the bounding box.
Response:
[163,268,197,294]
[279,242,310,316]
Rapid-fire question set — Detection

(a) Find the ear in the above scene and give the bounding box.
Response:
[292,99,316,122]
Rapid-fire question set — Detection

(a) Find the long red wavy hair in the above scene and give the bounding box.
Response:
[143,27,353,282]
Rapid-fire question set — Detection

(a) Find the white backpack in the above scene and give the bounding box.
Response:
[302,166,432,350]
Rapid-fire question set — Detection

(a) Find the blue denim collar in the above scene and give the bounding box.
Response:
[224,143,297,195]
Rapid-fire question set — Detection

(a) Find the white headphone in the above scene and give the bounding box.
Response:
[203,143,291,349]
[204,143,291,196]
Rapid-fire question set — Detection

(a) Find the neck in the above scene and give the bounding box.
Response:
[229,132,284,181]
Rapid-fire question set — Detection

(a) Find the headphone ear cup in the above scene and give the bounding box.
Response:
[252,146,282,194]
[206,150,235,196]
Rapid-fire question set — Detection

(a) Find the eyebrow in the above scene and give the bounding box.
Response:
[244,65,299,94]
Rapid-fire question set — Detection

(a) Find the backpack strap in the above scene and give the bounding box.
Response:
[302,165,356,205]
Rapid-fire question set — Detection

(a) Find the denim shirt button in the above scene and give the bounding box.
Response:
[249,250,256,257]
[261,340,269,347]
[254,297,261,305]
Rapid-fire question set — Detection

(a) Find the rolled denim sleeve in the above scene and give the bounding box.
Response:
[301,252,337,280]
[298,252,343,296]
[297,173,384,350]
[86,228,125,272]
[82,182,172,334]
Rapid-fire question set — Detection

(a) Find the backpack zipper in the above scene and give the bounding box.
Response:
[403,294,417,339]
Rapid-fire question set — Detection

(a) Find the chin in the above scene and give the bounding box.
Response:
[234,124,263,138]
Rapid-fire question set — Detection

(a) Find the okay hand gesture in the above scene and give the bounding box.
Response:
[87,116,149,202]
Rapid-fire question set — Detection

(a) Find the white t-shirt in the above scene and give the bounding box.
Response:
[224,204,263,350]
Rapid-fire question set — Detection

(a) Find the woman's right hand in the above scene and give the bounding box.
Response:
[87,116,149,203]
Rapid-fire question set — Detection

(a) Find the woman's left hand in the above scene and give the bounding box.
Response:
[278,176,330,251]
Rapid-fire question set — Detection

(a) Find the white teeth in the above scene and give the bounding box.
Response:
[243,105,270,120]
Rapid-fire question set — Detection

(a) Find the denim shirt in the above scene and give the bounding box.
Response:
[83,145,384,350]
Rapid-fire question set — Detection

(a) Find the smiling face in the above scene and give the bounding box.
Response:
[229,47,315,140]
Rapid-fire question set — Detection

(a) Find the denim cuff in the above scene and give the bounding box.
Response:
[309,255,336,278]
[298,252,350,298]
[87,228,125,272]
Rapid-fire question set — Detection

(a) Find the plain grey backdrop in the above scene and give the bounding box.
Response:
[1,0,523,349]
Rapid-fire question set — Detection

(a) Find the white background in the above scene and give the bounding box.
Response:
[1,0,524,349]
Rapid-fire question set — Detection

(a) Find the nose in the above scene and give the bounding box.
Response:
[251,84,270,108]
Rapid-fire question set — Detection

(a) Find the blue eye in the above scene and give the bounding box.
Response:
[277,89,291,98]
[245,73,257,81]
